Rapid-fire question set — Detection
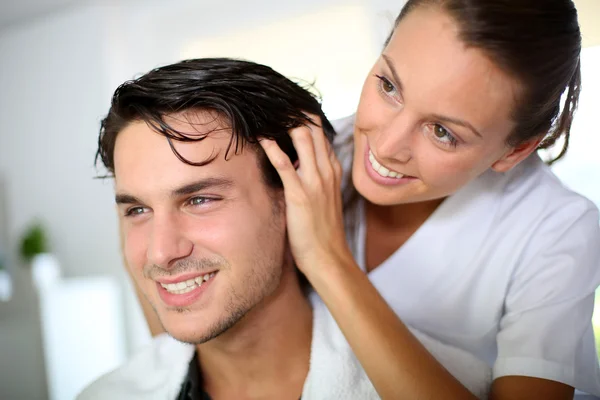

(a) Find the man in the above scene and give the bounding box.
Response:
[78,58,380,400]
[79,58,491,400]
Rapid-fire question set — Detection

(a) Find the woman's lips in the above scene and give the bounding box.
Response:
[364,144,416,186]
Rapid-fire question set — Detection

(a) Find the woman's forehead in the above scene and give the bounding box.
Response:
[384,7,520,138]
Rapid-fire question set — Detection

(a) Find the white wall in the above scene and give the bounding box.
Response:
[0,1,406,398]
[100,0,403,120]
[0,5,116,399]
[0,5,120,279]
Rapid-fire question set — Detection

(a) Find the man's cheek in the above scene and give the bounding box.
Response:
[123,230,147,274]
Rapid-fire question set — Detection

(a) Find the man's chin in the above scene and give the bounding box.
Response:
[157,299,254,345]
[161,315,232,345]
[167,330,211,345]
[163,321,219,345]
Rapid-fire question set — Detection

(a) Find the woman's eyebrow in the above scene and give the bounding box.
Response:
[382,54,404,92]
[431,114,483,138]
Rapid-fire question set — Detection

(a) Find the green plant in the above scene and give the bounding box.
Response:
[20,222,49,263]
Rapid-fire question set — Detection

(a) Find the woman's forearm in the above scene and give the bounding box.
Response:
[307,254,476,400]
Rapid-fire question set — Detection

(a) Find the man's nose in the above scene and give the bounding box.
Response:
[147,214,193,268]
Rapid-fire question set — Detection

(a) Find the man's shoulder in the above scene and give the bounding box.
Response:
[77,333,195,400]
[331,114,355,146]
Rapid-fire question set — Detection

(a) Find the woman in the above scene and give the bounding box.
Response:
[260,0,600,399]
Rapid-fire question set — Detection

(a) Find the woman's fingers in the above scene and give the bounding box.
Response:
[262,115,341,208]
[304,113,335,181]
[289,125,320,183]
[260,119,349,279]
[259,139,305,199]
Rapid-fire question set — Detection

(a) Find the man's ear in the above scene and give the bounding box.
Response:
[491,136,544,173]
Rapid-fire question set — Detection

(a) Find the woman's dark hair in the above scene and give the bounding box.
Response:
[386,0,582,164]
[95,57,335,188]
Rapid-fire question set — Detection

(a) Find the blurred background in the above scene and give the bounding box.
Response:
[0,0,598,398]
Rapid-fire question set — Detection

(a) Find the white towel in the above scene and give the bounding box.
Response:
[78,298,491,399]
[302,295,491,399]
[301,296,380,399]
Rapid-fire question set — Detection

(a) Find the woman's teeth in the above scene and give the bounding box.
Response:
[160,272,216,295]
[369,151,403,179]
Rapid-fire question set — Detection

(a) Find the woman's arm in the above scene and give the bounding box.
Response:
[259,121,575,400]
[313,249,574,400]
[491,377,573,400]
[310,244,478,399]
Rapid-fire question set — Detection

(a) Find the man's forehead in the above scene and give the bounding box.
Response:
[114,117,238,168]
[113,118,263,197]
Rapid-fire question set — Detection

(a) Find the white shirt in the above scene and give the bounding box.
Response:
[332,116,600,395]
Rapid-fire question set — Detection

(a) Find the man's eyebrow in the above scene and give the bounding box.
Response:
[171,178,234,197]
[382,54,404,92]
[115,194,140,205]
[115,178,235,205]
[431,114,483,138]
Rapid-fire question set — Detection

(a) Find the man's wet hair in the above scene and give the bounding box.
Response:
[96,57,336,189]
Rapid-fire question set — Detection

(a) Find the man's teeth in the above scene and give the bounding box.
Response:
[369,151,403,179]
[160,272,216,295]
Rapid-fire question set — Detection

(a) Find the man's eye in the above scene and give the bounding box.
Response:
[188,197,210,207]
[125,206,147,217]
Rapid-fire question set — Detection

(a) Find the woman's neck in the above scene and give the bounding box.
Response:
[366,198,445,231]
[364,198,445,272]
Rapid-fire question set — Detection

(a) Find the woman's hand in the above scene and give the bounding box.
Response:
[259,115,355,279]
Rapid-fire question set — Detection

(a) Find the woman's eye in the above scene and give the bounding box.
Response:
[431,124,458,147]
[375,75,398,96]
[381,77,394,93]
[434,125,448,139]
